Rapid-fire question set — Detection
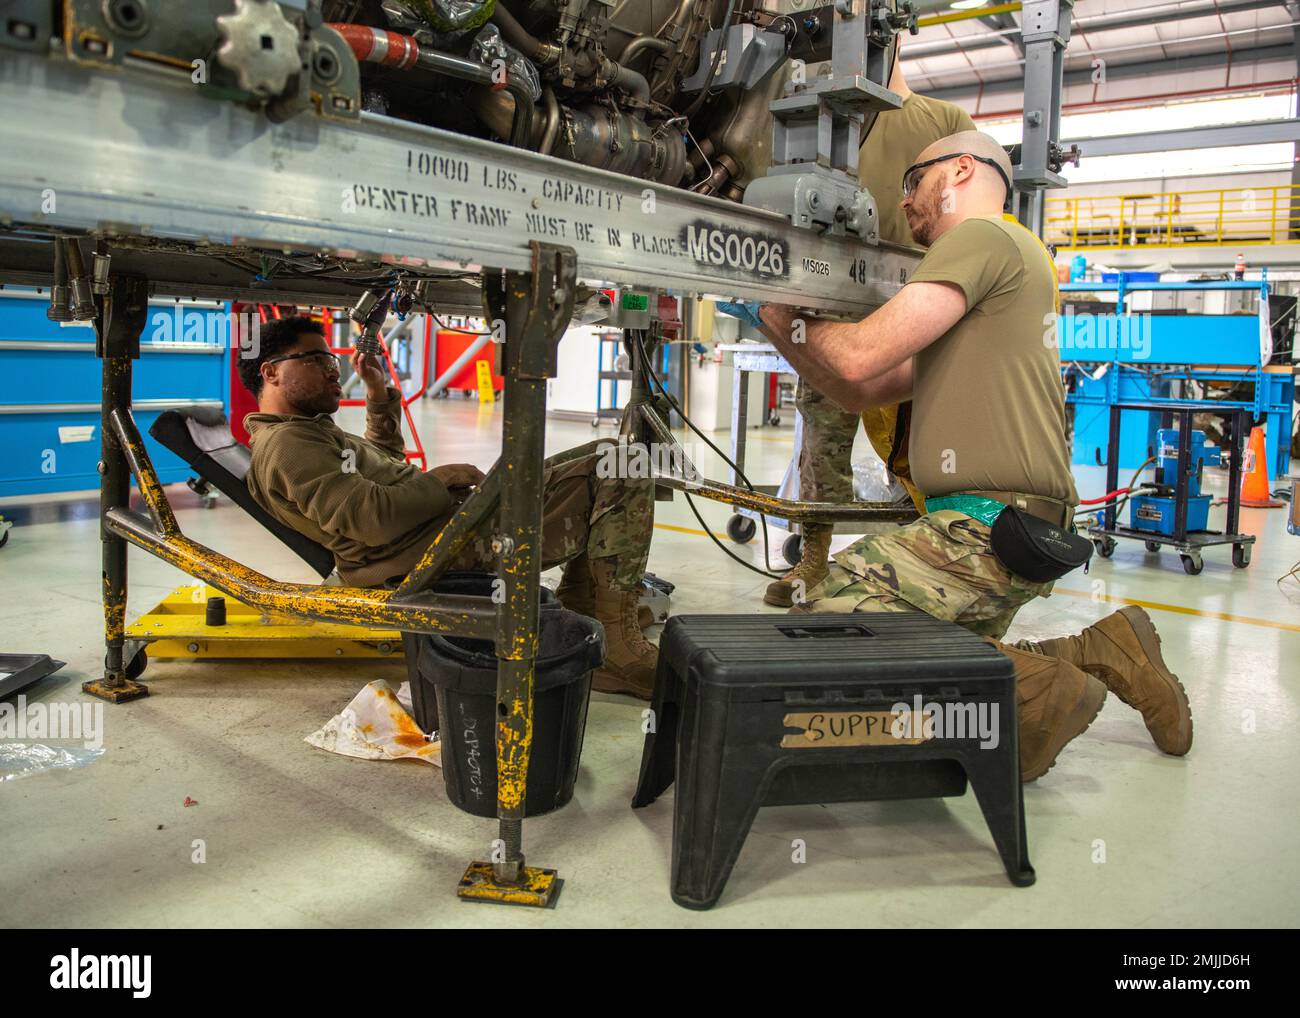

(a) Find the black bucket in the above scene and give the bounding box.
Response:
[410,574,604,818]
[396,573,560,736]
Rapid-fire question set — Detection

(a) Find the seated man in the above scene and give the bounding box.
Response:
[238,316,658,699]
[758,131,1193,781]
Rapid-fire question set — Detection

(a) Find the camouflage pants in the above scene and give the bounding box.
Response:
[800,510,1053,640]
[795,378,859,505]
[796,380,924,512]
[801,511,1106,782]
[452,440,654,592]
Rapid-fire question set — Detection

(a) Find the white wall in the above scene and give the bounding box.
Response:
[548,326,628,417]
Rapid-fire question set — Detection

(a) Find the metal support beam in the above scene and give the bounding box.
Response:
[455,242,576,909]
[1288,1,1300,239]
[980,12,1025,58]
[1065,118,1300,157]
[0,51,919,320]
[84,270,151,704]
[1014,0,1075,235]
[907,0,1280,60]
[925,43,1296,105]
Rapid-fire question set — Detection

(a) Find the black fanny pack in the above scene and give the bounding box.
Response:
[989,506,1092,583]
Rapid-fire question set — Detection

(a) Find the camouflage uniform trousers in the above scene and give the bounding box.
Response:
[796,380,924,511]
[799,511,1107,780]
[795,378,859,505]
[450,440,654,592]
[799,510,1053,640]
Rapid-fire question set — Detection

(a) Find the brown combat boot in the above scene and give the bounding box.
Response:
[764,525,833,608]
[587,558,658,700]
[1001,642,1109,782]
[1030,607,1192,756]
[557,554,653,628]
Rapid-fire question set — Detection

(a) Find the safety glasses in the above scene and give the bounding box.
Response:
[265,350,343,373]
[901,152,1013,209]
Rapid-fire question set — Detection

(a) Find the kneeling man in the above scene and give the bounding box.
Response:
[759,131,1192,780]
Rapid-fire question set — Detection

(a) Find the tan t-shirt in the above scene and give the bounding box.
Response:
[906,216,1077,504]
[860,93,976,247]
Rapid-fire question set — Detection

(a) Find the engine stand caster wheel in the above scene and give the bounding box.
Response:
[1232,544,1252,569]
[106,647,148,681]
[726,514,756,544]
[782,532,803,567]
[1180,554,1204,576]
[0,529,8,548]
[768,410,781,426]
[1144,541,1162,553]
[591,417,600,427]
[1093,537,1116,559]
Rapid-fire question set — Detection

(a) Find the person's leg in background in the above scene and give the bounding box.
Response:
[797,512,1191,780]
[765,380,860,607]
[539,442,659,698]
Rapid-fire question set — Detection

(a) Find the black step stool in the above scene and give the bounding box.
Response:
[632,613,1034,909]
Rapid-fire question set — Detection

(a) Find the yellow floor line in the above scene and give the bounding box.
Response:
[653,522,1299,633]
[1048,586,1300,634]
[654,522,712,538]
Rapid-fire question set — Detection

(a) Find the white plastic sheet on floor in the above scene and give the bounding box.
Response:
[0,742,104,781]
[305,679,440,767]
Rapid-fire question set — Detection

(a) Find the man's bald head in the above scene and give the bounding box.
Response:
[900,129,1014,247]
[915,130,1013,193]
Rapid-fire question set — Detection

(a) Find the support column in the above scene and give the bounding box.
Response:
[457,242,576,908]
[1288,1,1299,239]
[84,269,151,704]
[1014,0,1075,237]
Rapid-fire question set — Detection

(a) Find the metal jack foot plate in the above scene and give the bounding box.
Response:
[457,862,563,908]
[82,678,149,703]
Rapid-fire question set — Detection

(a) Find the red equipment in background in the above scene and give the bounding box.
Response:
[435,328,504,395]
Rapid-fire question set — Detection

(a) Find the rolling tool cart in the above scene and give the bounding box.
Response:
[1087,402,1255,575]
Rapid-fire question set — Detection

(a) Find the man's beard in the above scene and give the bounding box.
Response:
[906,183,945,248]
[285,379,340,416]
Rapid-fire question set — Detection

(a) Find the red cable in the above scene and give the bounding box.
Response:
[1079,487,1130,506]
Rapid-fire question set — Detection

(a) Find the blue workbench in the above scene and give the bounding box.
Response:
[1058,277,1294,478]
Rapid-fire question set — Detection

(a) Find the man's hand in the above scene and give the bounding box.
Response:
[758,304,797,341]
[430,463,486,491]
[352,348,390,400]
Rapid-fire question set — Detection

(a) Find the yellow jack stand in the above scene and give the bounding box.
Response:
[125,584,405,663]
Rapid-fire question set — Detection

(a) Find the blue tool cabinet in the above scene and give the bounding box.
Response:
[1058,276,1295,478]
[0,288,230,498]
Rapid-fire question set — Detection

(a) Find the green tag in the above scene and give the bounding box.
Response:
[621,293,650,312]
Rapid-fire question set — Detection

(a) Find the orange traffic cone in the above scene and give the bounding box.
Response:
[1240,425,1283,508]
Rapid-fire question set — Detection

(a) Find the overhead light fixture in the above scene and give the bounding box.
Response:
[949,0,989,9]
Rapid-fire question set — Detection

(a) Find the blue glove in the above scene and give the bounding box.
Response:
[715,300,764,331]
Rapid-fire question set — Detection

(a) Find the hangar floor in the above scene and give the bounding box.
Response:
[1,397,1297,928]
